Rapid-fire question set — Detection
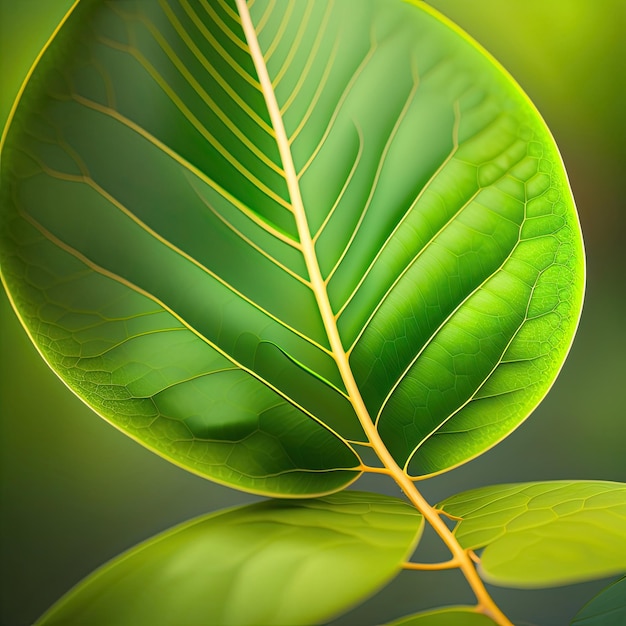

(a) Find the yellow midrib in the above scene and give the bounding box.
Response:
[234,0,385,454]
[233,6,514,623]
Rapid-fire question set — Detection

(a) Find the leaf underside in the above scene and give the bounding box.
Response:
[36,491,423,626]
[438,481,626,588]
[0,0,584,495]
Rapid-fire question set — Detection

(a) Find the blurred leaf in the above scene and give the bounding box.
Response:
[438,481,626,587]
[0,0,583,494]
[571,576,626,625]
[36,491,423,626]
[385,605,498,625]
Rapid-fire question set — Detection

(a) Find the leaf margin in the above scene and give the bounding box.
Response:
[35,490,424,626]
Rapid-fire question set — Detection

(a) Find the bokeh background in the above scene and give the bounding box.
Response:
[1,1,624,625]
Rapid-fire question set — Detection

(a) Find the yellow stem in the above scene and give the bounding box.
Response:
[388,467,511,625]
[236,3,512,624]
[403,559,459,571]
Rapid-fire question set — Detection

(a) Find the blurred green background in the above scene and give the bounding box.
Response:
[0,1,624,625]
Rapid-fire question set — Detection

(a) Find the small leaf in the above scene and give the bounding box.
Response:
[385,605,498,625]
[437,481,626,587]
[571,576,626,625]
[36,491,423,626]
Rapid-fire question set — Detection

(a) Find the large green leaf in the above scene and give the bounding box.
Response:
[571,576,626,626]
[0,0,584,494]
[36,491,423,625]
[437,481,626,587]
[385,606,498,625]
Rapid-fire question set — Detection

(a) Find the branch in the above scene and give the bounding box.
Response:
[403,558,459,571]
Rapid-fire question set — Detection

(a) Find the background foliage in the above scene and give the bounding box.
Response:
[0,1,624,625]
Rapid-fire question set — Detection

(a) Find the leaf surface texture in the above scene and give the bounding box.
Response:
[438,481,626,587]
[36,491,423,626]
[0,0,584,493]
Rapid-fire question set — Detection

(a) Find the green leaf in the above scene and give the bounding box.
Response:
[571,576,626,626]
[36,491,423,626]
[437,481,626,587]
[385,606,498,625]
[0,0,584,494]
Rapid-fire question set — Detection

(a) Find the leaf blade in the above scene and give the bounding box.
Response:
[36,491,424,626]
[384,605,499,625]
[571,576,626,626]
[0,0,584,491]
[437,481,626,587]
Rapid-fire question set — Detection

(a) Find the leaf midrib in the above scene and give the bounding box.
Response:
[235,0,390,466]
[223,10,509,598]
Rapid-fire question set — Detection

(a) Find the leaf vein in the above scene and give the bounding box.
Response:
[168,0,275,133]
[72,95,299,248]
[97,35,290,209]
[21,209,357,451]
[296,40,378,178]
[279,0,335,116]
[326,63,421,287]
[150,3,283,173]
[344,102,460,338]
[270,0,316,89]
